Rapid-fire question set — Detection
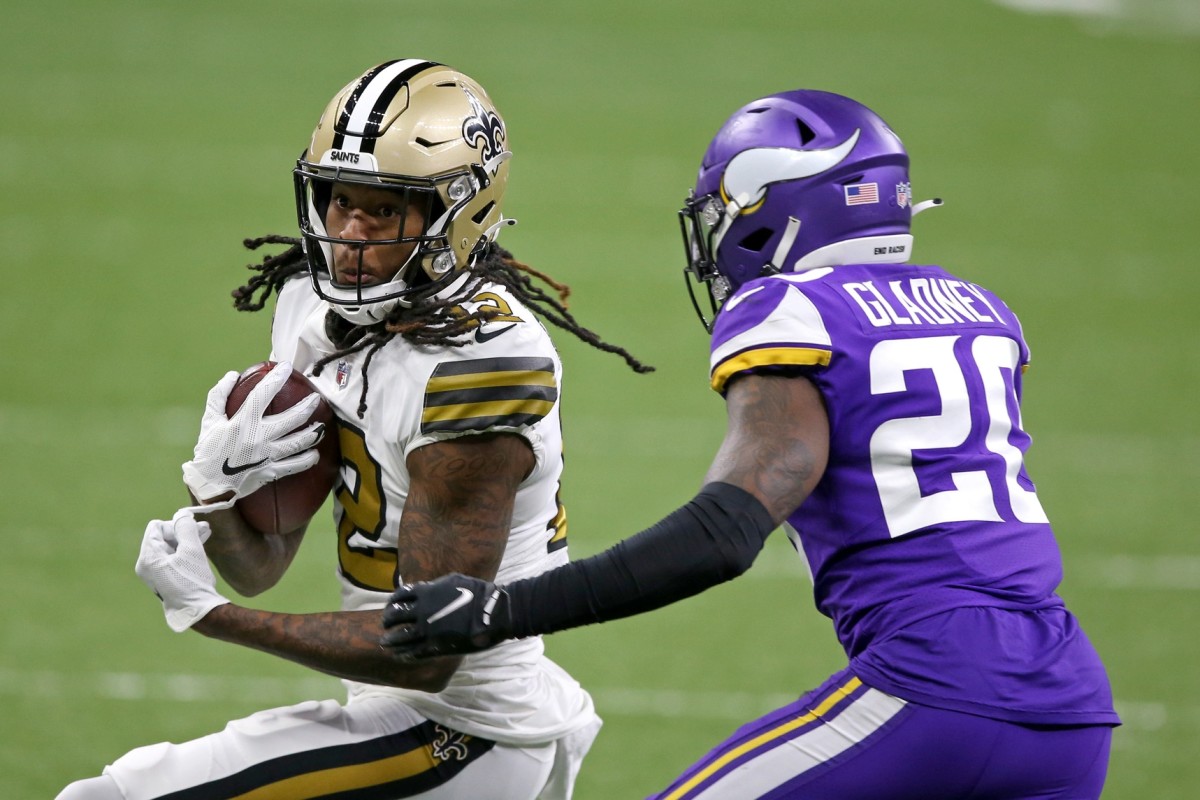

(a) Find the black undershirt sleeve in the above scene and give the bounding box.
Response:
[505,481,777,638]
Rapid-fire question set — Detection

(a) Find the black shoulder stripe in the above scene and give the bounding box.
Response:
[431,356,554,377]
[422,357,557,434]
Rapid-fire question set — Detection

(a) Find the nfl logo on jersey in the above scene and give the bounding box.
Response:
[335,360,352,388]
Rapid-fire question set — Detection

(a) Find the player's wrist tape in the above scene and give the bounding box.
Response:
[506,481,775,638]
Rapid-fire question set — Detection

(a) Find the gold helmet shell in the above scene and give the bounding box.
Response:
[293,59,513,324]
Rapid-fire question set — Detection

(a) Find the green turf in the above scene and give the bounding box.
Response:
[3,1,1197,796]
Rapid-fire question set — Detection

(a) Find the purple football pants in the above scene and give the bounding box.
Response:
[649,668,1112,800]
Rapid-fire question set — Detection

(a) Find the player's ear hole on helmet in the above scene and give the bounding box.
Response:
[739,228,773,253]
[472,201,496,225]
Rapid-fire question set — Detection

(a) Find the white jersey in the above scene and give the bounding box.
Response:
[269,275,595,746]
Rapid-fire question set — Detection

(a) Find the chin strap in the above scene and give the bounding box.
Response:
[763,216,802,276]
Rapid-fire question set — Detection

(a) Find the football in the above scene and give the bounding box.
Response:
[225,361,340,535]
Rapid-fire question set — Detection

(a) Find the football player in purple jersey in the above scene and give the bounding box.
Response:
[380,90,1119,798]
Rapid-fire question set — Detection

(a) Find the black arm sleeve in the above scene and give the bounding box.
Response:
[506,481,777,638]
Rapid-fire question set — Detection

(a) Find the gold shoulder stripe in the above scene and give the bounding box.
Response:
[423,398,557,425]
[710,346,831,393]
[423,357,558,434]
[426,369,556,394]
[547,501,568,553]
[431,356,553,377]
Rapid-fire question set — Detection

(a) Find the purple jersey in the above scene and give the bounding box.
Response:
[709,263,1117,726]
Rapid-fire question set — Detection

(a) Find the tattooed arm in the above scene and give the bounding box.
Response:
[703,372,830,523]
[193,432,532,691]
[194,503,307,597]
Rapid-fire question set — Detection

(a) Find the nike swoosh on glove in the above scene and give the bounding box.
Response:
[182,361,324,503]
[380,574,513,660]
[135,511,229,632]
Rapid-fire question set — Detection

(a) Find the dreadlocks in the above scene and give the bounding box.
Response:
[233,235,654,417]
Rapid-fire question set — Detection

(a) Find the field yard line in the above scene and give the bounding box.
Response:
[1068,554,1200,590]
[57,523,1199,591]
[4,404,1200,472]
[990,0,1200,35]
[0,668,1192,731]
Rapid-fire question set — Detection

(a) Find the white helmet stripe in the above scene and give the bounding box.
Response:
[335,58,433,153]
[721,129,861,210]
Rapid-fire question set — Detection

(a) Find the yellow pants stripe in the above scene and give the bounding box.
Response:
[662,676,863,800]
[229,744,438,799]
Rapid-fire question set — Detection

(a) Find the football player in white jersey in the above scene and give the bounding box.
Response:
[57,60,650,800]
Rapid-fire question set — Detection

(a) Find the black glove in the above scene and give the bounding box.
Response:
[380,573,514,660]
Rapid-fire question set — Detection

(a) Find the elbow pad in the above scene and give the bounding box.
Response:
[507,482,776,638]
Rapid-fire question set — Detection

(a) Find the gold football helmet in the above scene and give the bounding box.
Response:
[294,59,513,324]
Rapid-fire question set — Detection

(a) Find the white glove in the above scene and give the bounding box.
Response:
[135,511,230,632]
[181,362,325,503]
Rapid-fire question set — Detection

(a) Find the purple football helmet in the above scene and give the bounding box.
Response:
[680,90,935,331]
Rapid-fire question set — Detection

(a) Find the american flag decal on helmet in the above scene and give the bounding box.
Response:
[422,357,556,434]
[844,182,879,205]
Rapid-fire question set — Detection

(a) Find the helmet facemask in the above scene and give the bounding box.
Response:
[679,191,733,333]
[680,189,803,334]
[295,159,490,322]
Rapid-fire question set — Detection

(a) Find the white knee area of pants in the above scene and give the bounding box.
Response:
[55,774,124,800]
[446,740,558,800]
[97,695,598,800]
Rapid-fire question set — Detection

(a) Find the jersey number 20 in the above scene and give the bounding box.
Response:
[868,334,1048,538]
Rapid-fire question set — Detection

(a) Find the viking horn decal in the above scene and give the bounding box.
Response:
[721,129,861,211]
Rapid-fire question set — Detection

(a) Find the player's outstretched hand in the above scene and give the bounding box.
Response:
[380,574,514,660]
[182,361,324,503]
[135,511,229,632]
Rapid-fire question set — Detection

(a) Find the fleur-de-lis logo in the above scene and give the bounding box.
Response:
[461,87,506,174]
[431,724,471,762]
